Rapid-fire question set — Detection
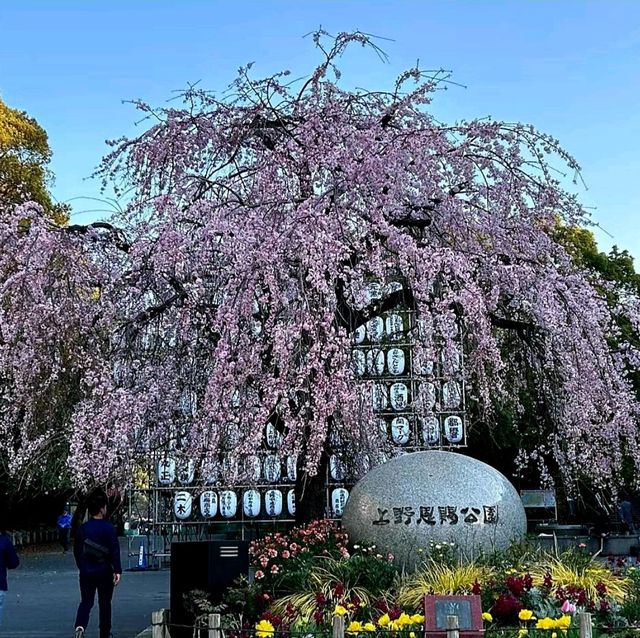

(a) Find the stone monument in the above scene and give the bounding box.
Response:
[341,450,526,568]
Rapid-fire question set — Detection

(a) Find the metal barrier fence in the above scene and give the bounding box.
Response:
[149,612,599,638]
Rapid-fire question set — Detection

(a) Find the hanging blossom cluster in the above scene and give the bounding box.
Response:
[1,31,639,491]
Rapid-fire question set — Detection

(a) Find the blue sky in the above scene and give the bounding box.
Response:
[1,1,639,258]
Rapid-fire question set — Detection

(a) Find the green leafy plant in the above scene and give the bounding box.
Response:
[397,558,494,608]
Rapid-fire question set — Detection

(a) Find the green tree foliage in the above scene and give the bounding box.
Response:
[0,97,69,224]
[556,225,640,294]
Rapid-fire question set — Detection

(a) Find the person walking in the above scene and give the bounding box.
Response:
[57,507,72,553]
[73,491,122,638]
[0,524,19,628]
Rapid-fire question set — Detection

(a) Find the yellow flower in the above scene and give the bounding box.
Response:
[364,623,376,632]
[482,612,493,623]
[555,616,571,630]
[411,614,425,624]
[255,620,275,638]
[410,633,416,638]
[378,613,390,627]
[519,609,535,622]
[518,630,528,638]
[552,633,557,638]
[334,605,349,617]
[347,621,363,634]
[397,613,413,627]
[535,617,555,630]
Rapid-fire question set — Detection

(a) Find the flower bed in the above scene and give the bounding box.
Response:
[184,520,640,637]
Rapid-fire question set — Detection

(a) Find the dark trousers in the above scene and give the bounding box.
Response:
[75,570,114,638]
[59,527,70,552]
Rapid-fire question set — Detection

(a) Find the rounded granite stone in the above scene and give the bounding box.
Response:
[342,450,526,569]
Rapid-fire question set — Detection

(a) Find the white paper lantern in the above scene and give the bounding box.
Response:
[177,458,195,485]
[353,325,366,345]
[423,382,437,409]
[366,349,385,375]
[415,356,435,376]
[366,316,384,342]
[372,384,388,411]
[245,455,262,482]
[265,423,283,448]
[222,456,239,483]
[331,487,349,517]
[385,280,403,295]
[442,349,462,374]
[386,348,405,376]
[390,382,409,411]
[264,454,281,483]
[365,281,383,304]
[243,490,261,518]
[157,457,176,485]
[444,415,464,443]
[287,489,296,516]
[421,416,440,445]
[174,491,193,520]
[199,491,218,519]
[265,489,283,517]
[219,490,238,518]
[442,381,462,409]
[329,454,346,481]
[385,313,404,340]
[391,416,411,445]
[286,456,297,482]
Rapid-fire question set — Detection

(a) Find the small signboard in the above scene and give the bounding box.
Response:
[520,490,556,509]
[424,595,483,638]
[520,489,557,522]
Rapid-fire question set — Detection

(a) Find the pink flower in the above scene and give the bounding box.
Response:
[561,601,576,614]
[282,550,290,559]
[255,570,264,580]
[270,564,280,574]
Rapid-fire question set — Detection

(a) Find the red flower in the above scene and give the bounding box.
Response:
[389,607,402,621]
[491,594,523,622]
[471,580,482,595]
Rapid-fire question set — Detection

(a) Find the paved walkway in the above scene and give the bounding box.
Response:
[1,541,169,637]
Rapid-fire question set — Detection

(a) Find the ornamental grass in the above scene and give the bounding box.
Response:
[528,556,630,604]
[397,559,494,608]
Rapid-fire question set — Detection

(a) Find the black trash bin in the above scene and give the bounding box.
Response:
[170,540,249,638]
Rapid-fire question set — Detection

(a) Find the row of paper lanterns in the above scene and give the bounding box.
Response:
[157,453,298,486]
[159,451,351,486]
[171,487,350,519]
[353,313,407,344]
[379,414,465,445]
[371,380,462,412]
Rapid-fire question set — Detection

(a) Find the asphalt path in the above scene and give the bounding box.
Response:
[1,541,169,637]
